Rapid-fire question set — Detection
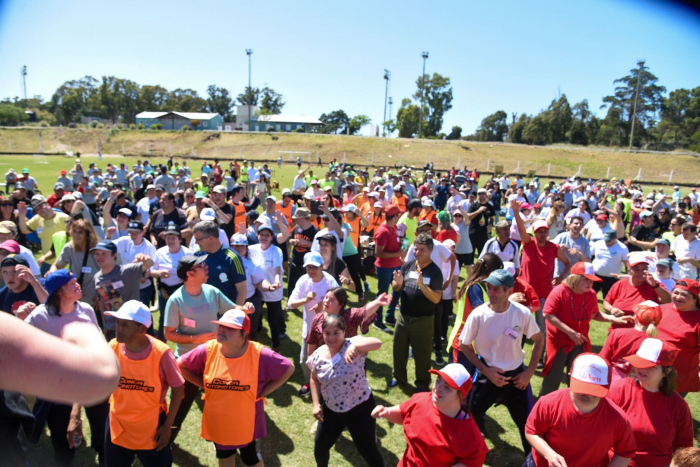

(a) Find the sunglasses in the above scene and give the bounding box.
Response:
[453,213,463,217]
[0,203,12,207]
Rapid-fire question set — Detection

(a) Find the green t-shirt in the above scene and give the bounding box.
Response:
[398,213,418,245]
[619,198,633,223]
[320,179,335,192]
[342,222,358,256]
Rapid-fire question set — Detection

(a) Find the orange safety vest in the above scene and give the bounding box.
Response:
[277,201,294,227]
[201,339,263,446]
[360,201,373,218]
[108,337,169,450]
[231,202,247,232]
[369,212,383,235]
[391,195,408,214]
[347,215,361,248]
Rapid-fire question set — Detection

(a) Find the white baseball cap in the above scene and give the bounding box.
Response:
[105,300,152,328]
[211,309,250,333]
[117,208,132,217]
[623,338,679,369]
[570,353,611,397]
[428,363,472,397]
[531,220,549,232]
[200,207,216,222]
[341,204,358,213]
[503,261,516,276]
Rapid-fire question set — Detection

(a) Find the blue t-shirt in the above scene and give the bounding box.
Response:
[196,246,246,303]
[0,285,40,315]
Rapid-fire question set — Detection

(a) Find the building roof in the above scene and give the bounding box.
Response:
[136,111,220,120]
[256,114,323,125]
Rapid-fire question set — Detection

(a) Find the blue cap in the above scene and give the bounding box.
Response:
[44,270,76,304]
[483,269,515,288]
[303,252,324,268]
[91,239,117,254]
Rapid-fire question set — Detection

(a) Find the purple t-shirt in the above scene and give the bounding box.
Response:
[179,343,291,449]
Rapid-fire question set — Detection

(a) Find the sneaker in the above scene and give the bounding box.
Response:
[385,318,397,327]
[364,283,370,293]
[536,361,544,370]
[298,384,311,397]
[358,293,365,301]
[435,353,446,367]
[387,379,401,389]
[279,333,287,340]
[372,322,390,333]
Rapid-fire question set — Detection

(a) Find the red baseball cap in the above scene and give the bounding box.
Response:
[624,338,679,369]
[211,309,250,333]
[0,240,20,254]
[569,353,612,398]
[570,262,602,282]
[595,213,608,221]
[60,169,67,175]
[674,279,700,299]
[384,204,400,217]
[634,300,662,327]
[429,363,473,398]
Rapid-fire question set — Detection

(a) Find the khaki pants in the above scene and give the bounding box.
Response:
[392,312,434,391]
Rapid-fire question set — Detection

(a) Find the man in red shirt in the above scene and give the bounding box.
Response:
[604,255,671,330]
[504,261,540,313]
[46,183,67,208]
[525,353,636,467]
[512,200,570,366]
[374,204,405,331]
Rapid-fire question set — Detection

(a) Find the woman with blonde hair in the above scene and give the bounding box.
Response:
[600,300,662,382]
[539,262,632,396]
[49,218,100,307]
[546,200,566,239]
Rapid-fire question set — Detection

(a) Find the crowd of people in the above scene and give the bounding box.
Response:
[1,157,700,467]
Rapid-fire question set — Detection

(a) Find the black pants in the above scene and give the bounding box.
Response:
[343,253,366,294]
[314,394,384,467]
[468,365,531,454]
[263,300,284,348]
[170,380,200,443]
[104,412,172,467]
[470,233,488,258]
[287,264,305,298]
[248,288,263,342]
[215,440,259,464]
[593,274,618,298]
[46,400,109,465]
[433,300,448,354]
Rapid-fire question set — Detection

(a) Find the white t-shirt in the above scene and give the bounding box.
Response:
[405,239,453,287]
[459,301,540,371]
[136,196,156,224]
[248,244,284,302]
[565,208,592,225]
[591,240,629,277]
[240,256,265,299]
[671,236,700,280]
[289,272,339,339]
[18,244,41,276]
[152,245,193,287]
[113,237,157,288]
[584,218,613,243]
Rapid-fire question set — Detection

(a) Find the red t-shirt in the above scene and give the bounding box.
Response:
[605,280,661,330]
[399,392,488,467]
[599,328,648,375]
[436,229,458,244]
[520,240,559,298]
[656,303,700,392]
[374,223,402,269]
[513,278,540,312]
[608,378,693,467]
[542,285,598,375]
[525,388,636,467]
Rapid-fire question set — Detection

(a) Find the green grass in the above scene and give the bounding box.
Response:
[11,157,700,466]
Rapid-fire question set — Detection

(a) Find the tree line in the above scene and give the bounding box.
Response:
[464,62,700,151]
[0,76,285,125]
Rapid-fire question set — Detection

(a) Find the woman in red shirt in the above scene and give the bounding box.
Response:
[436,210,459,244]
[372,363,488,467]
[373,204,403,330]
[600,301,662,382]
[540,262,632,396]
[608,338,694,467]
[656,279,700,395]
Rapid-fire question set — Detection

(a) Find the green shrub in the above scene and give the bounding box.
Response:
[295,127,305,133]
[181,125,190,131]
[138,123,145,130]
[89,120,99,128]
[129,123,136,130]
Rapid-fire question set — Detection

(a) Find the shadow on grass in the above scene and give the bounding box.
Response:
[483,414,528,466]
[259,416,295,467]
[172,443,208,467]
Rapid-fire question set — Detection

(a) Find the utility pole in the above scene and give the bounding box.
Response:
[388,97,393,136]
[246,49,253,132]
[21,66,27,109]
[418,51,429,138]
[628,60,645,151]
[382,69,390,136]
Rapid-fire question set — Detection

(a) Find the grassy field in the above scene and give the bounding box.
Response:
[1,127,699,185]
[9,156,700,466]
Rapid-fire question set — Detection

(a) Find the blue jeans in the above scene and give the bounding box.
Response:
[375,266,400,325]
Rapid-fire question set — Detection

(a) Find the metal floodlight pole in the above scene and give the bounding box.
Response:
[383,69,390,136]
[246,49,253,132]
[628,60,645,151]
[21,66,27,109]
[418,52,429,138]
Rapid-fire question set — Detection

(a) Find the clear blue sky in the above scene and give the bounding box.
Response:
[1,0,699,135]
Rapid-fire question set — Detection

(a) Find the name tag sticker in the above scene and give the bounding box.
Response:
[112,281,124,289]
[81,267,92,273]
[505,328,519,340]
[407,271,419,281]
[184,318,196,328]
[37,228,43,234]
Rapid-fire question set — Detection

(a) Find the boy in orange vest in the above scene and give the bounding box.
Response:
[105,300,185,466]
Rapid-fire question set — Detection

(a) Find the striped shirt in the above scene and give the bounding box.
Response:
[479,237,521,268]
[196,246,246,303]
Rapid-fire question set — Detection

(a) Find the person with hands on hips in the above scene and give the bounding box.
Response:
[459,268,543,453]
[308,314,384,467]
[372,363,488,467]
[539,262,634,396]
[524,353,636,467]
[388,232,443,392]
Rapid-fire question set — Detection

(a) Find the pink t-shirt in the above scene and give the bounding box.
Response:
[179,343,292,449]
[117,341,185,404]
